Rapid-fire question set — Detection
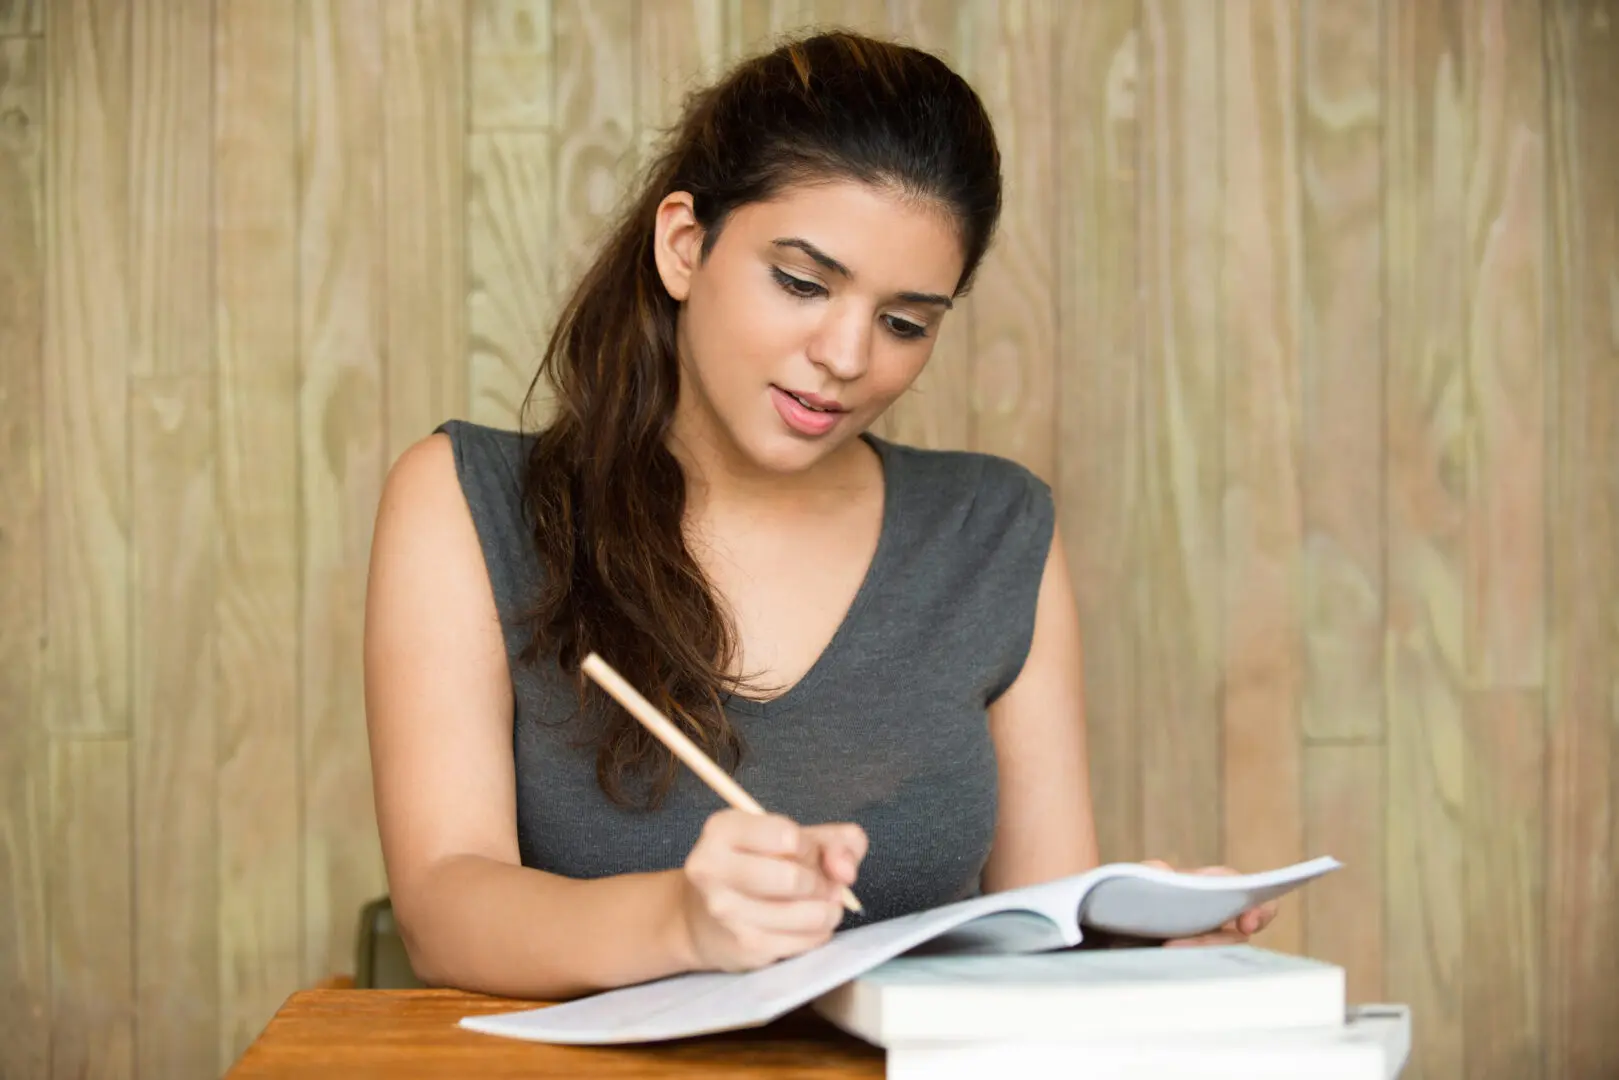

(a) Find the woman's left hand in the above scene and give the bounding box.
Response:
[1140,860,1280,947]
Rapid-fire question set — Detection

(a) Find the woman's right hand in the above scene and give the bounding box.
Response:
[676,809,868,973]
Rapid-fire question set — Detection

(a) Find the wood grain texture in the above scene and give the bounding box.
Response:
[809,0,888,33]
[1136,0,1223,870]
[1055,0,1140,865]
[0,34,47,1080]
[213,0,304,1067]
[1300,0,1383,743]
[132,375,220,1080]
[42,0,130,738]
[471,0,552,130]
[1463,0,1545,691]
[49,739,134,1080]
[0,0,41,35]
[129,0,213,379]
[1304,743,1384,1007]
[229,990,885,1078]
[1220,0,1304,955]
[964,0,1057,483]
[553,0,638,295]
[469,132,556,429]
[1384,1,1469,1074]
[638,0,728,156]
[384,0,467,460]
[1545,2,1619,1076]
[1461,4,1547,1077]
[298,0,389,985]
[879,0,972,452]
[732,0,814,56]
[1464,689,1544,1079]
[127,16,221,1076]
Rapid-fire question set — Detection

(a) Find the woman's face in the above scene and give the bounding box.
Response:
[653,179,966,476]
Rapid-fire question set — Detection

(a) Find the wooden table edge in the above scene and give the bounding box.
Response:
[227,987,887,1077]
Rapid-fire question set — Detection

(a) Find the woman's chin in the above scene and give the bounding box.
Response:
[737,423,854,475]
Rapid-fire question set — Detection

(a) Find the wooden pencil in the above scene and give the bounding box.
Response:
[580,651,863,914]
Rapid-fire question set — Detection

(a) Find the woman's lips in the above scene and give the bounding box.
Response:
[770,385,845,436]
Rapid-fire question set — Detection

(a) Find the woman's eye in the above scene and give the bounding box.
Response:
[771,267,825,298]
[884,315,928,340]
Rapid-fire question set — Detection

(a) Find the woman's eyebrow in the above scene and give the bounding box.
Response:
[770,237,954,309]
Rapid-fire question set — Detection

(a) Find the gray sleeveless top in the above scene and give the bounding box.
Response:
[436,419,1055,928]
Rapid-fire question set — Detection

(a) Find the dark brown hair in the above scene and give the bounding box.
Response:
[517,28,1003,808]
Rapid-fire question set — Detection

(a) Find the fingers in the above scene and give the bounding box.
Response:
[1140,859,1281,942]
[699,886,847,938]
[1237,901,1278,935]
[693,811,867,901]
[1164,928,1248,948]
[805,823,868,886]
[682,811,868,972]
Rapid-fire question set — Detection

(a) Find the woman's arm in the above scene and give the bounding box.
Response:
[363,433,699,999]
[982,519,1279,943]
[363,434,865,999]
[980,521,1102,893]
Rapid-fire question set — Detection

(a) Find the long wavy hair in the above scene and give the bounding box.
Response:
[518,28,1004,808]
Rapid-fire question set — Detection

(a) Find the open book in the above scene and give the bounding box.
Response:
[458,855,1342,1045]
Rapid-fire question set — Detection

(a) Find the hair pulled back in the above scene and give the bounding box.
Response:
[518,28,1003,808]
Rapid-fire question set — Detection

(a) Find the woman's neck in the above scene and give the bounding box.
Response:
[665,407,875,526]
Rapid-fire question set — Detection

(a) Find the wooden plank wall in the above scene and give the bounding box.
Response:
[0,1,1613,1077]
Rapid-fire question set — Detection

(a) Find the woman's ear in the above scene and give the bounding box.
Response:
[652,191,703,302]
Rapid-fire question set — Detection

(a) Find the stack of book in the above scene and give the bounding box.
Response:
[811,944,1410,1079]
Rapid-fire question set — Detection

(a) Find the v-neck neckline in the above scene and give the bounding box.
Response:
[722,432,898,718]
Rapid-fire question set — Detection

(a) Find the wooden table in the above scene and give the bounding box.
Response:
[227,988,886,1077]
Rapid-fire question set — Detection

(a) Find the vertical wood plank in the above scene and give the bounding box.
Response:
[1300,0,1383,744]
[0,0,41,35]
[1304,744,1385,1006]
[127,6,218,1075]
[467,2,556,430]
[1462,3,1548,1077]
[964,0,1056,482]
[43,0,131,738]
[131,375,218,1080]
[1464,689,1545,1078]
[554,0,639,302]
[214,0,303,1065]
[1055,0,1140,864]
[49,739,133,1080]
[1298,0,1386,994]
[639,0,728,156]
[1136,0,1223,869]
[470,0,552,131]
[1463,0,1546,691]
[298,0,388,984]
[1220,0,1304,953]
[1545,2,1619,1076]
[469,133,556,430]
[881,0,972,452]
[43,6,133,1073]
[128,0,213,379]
[1384,1,1468,1074]
[0,34,48,1080]
[384,0,467,459]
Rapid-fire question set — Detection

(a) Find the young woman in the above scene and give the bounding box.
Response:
[363,28,1277,1002]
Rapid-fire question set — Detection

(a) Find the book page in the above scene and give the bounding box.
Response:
[1076,856,1342,939]
[458,888,1060,1044]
